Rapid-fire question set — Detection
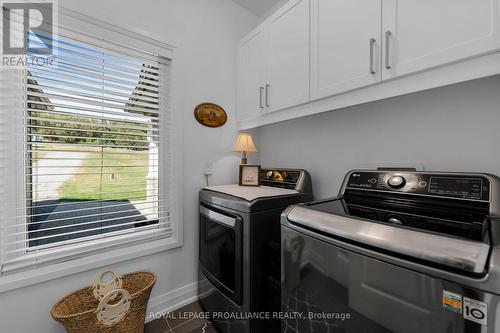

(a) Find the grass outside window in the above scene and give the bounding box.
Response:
[58,149,149,201]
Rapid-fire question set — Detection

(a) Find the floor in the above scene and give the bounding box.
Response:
[144,301,219,333]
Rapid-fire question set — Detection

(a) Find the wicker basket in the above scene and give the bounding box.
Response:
[51,270,156,333]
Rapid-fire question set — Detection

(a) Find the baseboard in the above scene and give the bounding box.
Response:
[145,281,199,323]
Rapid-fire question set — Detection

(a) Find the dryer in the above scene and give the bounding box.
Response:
[198,168,313,333]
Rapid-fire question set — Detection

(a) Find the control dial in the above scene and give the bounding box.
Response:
[388,176,406,189]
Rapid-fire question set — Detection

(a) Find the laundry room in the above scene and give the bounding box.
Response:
[1,1,500,333]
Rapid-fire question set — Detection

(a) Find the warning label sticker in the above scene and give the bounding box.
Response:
[442,290,462,314]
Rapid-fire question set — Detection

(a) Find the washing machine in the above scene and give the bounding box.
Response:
[282,169,500,333]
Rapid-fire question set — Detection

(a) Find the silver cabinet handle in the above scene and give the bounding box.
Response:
[385,30,392,69]
[369,38,376,74]
[259,86,264,109]
[265,84,270,107]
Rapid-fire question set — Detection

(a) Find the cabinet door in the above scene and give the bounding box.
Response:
[311,0,382,101]
[266,0,310,113]
[382,0,500,80]
[237,28,267,122]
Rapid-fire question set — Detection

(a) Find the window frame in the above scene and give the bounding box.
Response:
[0,7,180,292]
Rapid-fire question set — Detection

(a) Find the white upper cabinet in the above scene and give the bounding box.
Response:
[311,0,382,101]
[382,0,500,80]
[266,0,310,112]
[237,28,267,122]
[236,0,500,128]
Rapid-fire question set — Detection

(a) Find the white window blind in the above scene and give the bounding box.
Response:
[1,24,172,271]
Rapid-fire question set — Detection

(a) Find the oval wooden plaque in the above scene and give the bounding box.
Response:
[194,103,227,128]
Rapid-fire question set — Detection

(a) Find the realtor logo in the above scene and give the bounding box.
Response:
[1,0,57,67]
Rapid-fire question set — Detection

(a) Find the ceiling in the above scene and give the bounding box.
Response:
[232,0,281,16]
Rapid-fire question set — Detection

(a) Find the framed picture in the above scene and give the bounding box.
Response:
[239,165,261,187]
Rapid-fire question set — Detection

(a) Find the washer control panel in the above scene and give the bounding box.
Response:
[345,171,490,201]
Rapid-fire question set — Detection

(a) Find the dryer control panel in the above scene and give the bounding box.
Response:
[259,168,312,194]
[260,168,301,189]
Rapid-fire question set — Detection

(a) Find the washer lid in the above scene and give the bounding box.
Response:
[203,184,298,201]
[286,204,490,274]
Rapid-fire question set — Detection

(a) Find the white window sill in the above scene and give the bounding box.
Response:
[0,235,182,293]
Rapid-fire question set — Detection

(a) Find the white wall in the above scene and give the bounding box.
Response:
[256,75,500,199]
[258,0,289,23]
[0,1,257,332]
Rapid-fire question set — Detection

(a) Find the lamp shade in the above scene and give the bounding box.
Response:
[232,133,257,152]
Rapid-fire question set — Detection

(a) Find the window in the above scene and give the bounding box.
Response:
[0,17,174,273]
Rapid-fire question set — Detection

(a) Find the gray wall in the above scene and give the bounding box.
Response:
[256,75,500,199]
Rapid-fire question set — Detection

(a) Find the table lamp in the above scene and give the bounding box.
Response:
[232,133,257,165]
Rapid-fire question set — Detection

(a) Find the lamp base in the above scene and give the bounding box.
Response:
[241,151,248,165]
